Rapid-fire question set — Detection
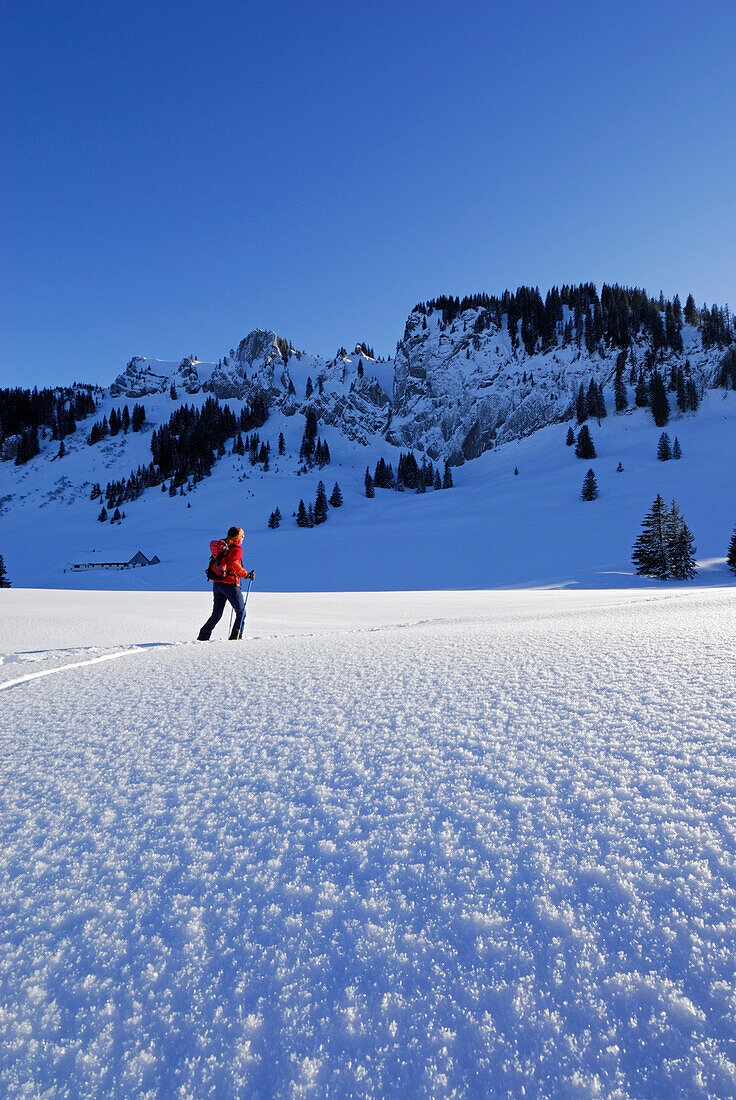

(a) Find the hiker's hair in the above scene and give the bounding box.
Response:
[226,526,243,541]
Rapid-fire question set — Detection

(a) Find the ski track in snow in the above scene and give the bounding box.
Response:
[1,591,736,1097]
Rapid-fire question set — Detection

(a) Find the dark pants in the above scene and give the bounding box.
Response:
[198,582,245,639]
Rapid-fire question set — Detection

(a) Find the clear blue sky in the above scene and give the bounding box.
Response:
[3,0,736,388]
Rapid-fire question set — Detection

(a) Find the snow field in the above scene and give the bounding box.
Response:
[1,589,736,1096]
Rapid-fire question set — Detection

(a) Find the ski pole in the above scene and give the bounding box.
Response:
[238,575,253,639]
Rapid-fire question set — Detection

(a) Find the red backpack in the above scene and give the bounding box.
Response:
[205,539,231,582]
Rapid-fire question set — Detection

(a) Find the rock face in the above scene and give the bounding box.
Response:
[111,357,173,397]
[111,331,394,444]
[388,304,722,463]
[110,310,724,461]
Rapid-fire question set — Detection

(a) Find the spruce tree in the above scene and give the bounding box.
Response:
[314,481,328,524]
[632,496,696,580]
[98,506,108,522]
[616,461,624,472]
[442,462,454,489]
[296,500,308,527]
[565,426,575,446]
[727,525,736,574]
[575,425,596,459]
[576,383,588,423]
[672,437,682,459]
[329,482,343,507]
[581,468,598,500]
[0,554,10,588]
[676,369,687,412]
[632,495,670,578]
[364,469,375,497]
[685,379,699,411]
[649,372,670,426]
[268,509,281,529]
[278,432,285,455]
[667,501,697,580]
[635,370,649,408]
[657,432,672,461]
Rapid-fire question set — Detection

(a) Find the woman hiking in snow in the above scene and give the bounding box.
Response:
[198,527,254,641]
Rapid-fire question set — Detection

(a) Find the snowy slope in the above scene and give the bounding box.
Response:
[2,293,735,593]
[3,382,736,592]
[2,588,736,1096]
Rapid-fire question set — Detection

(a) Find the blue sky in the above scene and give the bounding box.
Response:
[3,0,736,388]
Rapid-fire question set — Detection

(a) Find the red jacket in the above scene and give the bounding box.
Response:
[211,540,250,586]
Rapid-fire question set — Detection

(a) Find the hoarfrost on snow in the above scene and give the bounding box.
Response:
[0,588,735,1096]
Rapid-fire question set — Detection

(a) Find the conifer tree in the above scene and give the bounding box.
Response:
[306,503,315,528]
[576,383,588,424]
[575,425,596,459]
[442,462,454,489]
[635,369,649,407]
[278,432,285,455]
[364,469,375,498]
[675,369,687,412]
[657,432,672,461]
[434,469,442,490]
[296,500,309,527]
[649,372,670,426]
[667,500,697,579]
[632,496,696,579]
[581,468,598,500]
[587,379,606,420]
[632,495,670,578]
[98,506,108,522]
[565,426,575,446]
[727,525,736,574]
[122,405,130,432]
[684,293,698,325]
[268,509,281,529]
[329,482,343,507]
[314,481,328,524]
[672,437,682,459]
[0,554,10,588]
[616,461,624,472]
[685,378,699,411]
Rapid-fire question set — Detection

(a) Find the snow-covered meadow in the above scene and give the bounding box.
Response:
[2,587,736,1097]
